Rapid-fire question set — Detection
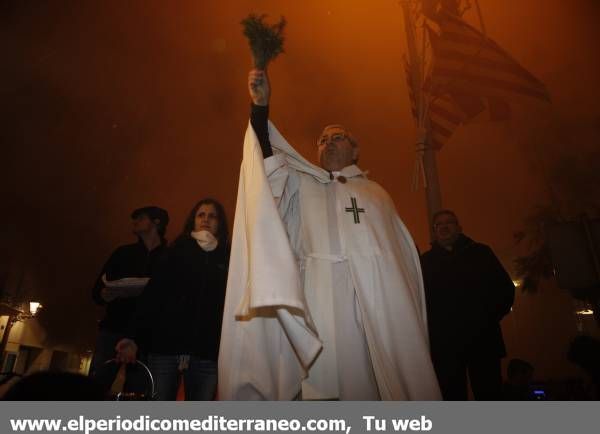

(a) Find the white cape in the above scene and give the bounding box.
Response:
[218,121,441,400]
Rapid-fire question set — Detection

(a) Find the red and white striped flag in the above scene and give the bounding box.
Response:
[404,58,474,150]
[404,4,550,151]
[426,11,550,104]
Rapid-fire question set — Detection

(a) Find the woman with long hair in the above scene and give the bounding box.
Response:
[116,198,229,400]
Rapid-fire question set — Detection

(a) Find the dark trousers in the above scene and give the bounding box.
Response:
[433,353,502,400]
[89,330,122,377]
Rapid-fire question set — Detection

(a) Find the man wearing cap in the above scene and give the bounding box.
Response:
[218,70,440,401]
[90,206,169,378]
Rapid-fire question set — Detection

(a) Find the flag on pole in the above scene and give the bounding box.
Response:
[404,59,471,150]
[426,11,550,104]
[403,1,550,151]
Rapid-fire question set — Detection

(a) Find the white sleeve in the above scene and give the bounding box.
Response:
[264,153,289,199]
[263,152,301,249]
[264,152,300,208]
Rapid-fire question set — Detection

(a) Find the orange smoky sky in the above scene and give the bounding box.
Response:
[1,0,600,367]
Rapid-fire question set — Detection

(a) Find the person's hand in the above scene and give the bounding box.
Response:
[100,287,118,302]
[248,69,270,106]
[115,338,138,364]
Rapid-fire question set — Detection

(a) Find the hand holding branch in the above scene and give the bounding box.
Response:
[248,69,270,106]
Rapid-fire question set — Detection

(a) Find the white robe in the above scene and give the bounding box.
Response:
[218,121,441,400]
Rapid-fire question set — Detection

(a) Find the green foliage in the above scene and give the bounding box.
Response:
[241,13,286,69]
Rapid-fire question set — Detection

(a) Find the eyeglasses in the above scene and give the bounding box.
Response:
[317,133,348,146]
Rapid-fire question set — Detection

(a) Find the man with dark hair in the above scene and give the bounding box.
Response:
[131,206,169,239]
[421,210,515,400]
[90,206,169,381]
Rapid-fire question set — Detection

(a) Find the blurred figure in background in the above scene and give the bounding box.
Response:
[568,334,600,400]
[502,358,534,400]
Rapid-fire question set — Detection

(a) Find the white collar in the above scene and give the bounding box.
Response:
[330,165,368,181]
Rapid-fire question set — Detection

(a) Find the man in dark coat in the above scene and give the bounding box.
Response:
[90,206,169,380]
[421,209,515,400]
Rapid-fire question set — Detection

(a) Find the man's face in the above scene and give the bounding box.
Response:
[132,214,158,236]
[317,126,359,172]
[194,203,219,236]
[433,213,461,247]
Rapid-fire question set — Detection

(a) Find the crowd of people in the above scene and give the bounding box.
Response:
[90,200,229,400]
[4,68,550,401]
[88,68,519,401]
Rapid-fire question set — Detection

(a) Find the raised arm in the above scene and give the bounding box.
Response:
[248,69,273,158]
[247,69,300,219]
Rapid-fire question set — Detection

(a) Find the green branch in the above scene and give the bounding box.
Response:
[241,13,286,69]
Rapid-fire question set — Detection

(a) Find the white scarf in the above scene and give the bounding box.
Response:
[190,230,218,252]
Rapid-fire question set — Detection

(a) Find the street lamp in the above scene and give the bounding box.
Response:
[28,302,42,317]
[0,299,44,364]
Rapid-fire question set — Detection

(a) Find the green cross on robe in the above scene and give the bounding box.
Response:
[345,197,365,224]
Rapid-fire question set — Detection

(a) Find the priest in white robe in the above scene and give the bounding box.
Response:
[218,69,441,401]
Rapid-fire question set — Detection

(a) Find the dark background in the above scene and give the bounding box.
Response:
[1,0,599,374]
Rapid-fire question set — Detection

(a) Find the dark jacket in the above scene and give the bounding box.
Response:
[420,234,515,359]
[92,240,167,333]
[128,237,228,360]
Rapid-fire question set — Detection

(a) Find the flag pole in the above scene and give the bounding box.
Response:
[400,0,443,238]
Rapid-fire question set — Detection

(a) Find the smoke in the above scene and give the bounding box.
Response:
[1,0,599,348]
